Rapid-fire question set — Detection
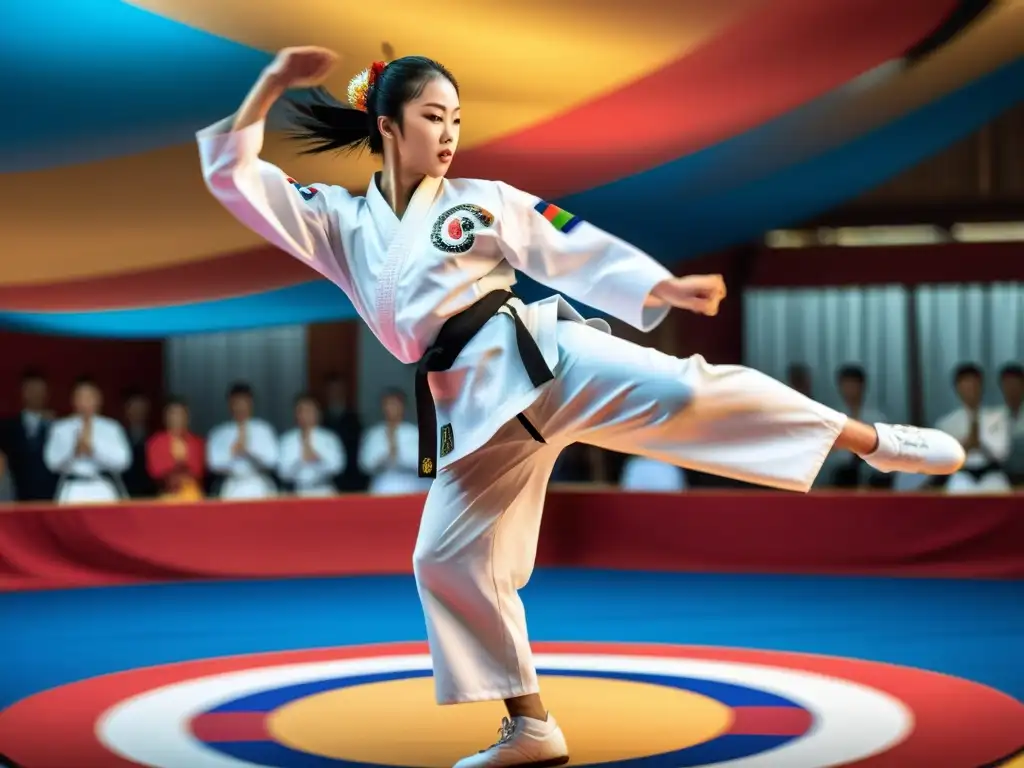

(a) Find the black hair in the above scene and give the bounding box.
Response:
[21,367,45,382]
[953,362,983,382]
[285,56,458,156]
[836,364,866,383]
[786,363,811,380]
[227,382,253,399]
[73,375,97,390]
[380,387,407,404]
[122,387,147,402]
[1000,363,1023,379]
[294,391,320,407]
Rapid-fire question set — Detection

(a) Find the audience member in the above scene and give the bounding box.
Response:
[206,382,279,499]
[936,364,1011,494]
[819,365,889,489]
[43,376,131,504]
[359,388,428,495]
[999,363,1024,485]
[122,388,157,498]
[0,369,57,501]
[322,372,367,492]
[146,398,205,501]
[619,456,687,492]
[278,393,345,497]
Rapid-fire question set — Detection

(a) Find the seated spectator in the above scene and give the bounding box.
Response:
[620,456,687,492]
[999,363,1024,485]
[122,388,157,498]
[146,398,205,501]
[819,365,889,489]
[0,368,57,502]
[936,364,1011,494]
[278,394,345,497]
[0,449,13,503]
[44,377,131,504]
[359,388,429,495]
[322,372,367,492]
[206,383,279,500]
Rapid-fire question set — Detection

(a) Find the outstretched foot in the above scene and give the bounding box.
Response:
[453,715,569,768]
[863,423,966,475]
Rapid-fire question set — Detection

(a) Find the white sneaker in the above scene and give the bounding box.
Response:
[863,423,966,475]
[453,714,570,768]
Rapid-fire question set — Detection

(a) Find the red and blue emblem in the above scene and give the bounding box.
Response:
[285,177,319,202]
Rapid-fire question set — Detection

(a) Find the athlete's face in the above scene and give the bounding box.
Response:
[385,76,460,177]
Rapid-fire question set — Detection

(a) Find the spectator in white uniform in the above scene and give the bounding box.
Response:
[44,377,131,504]
[278,393,345,497]
[936,364,1011,494]
[359,388,430,495]
[206,382,279,499]
[619,456,687,492]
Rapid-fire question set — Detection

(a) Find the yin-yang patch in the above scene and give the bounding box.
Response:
[430,204,495,254]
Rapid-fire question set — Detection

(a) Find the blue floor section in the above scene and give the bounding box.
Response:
[2,569,1022,711]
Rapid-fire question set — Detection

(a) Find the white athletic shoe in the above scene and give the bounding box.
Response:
[863,423,966,475]
[453,715,569,768]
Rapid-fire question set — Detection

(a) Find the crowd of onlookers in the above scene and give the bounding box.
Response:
[0,370,430,505]
[0,360,1021,505]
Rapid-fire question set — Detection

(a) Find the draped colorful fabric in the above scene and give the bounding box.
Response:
[1,0,1021,336]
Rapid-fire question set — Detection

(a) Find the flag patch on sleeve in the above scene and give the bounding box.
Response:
[286,177,319,201]
[534,200,582,233]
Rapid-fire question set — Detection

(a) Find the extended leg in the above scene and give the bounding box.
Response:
[532,322,964,491]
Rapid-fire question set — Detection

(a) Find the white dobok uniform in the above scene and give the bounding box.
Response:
[43,416,131,504]
[277,427,345,497]
[619,456,687,492]
[359,422,433,495]
[198,117,846,705]
[206,419,280,500]
[935,406,1012,493]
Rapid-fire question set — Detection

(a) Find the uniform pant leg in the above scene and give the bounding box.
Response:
[414,416,561,704]
[532,322,847,493]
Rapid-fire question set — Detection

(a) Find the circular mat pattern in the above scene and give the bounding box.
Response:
[1,642,1023,766]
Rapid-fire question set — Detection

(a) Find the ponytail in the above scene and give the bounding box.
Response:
[284,87,372,156]
[284,56,459,158]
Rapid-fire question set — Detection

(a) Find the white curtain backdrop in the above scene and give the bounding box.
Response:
[165,325,308,435]
[743,286,911,423]
[916,282,1024,425]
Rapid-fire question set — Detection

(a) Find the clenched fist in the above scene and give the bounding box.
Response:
[265,46,340,90]
[652,274,728,316]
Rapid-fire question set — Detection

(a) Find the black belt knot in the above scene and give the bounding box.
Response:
[415,290,554,478]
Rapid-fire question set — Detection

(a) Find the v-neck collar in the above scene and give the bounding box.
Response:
[365,172,444,244]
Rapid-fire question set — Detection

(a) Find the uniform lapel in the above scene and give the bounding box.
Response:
[370,174,444,342]
[365,173,443,252]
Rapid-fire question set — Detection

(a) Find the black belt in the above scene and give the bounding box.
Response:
[416,290,554,478]
[57,471,127,499]
[65,473,114,483]
[960,461,1003,482]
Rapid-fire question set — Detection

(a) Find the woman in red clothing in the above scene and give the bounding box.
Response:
[146,398,205,501]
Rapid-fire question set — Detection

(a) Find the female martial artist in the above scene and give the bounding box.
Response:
[197,47,965,767]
